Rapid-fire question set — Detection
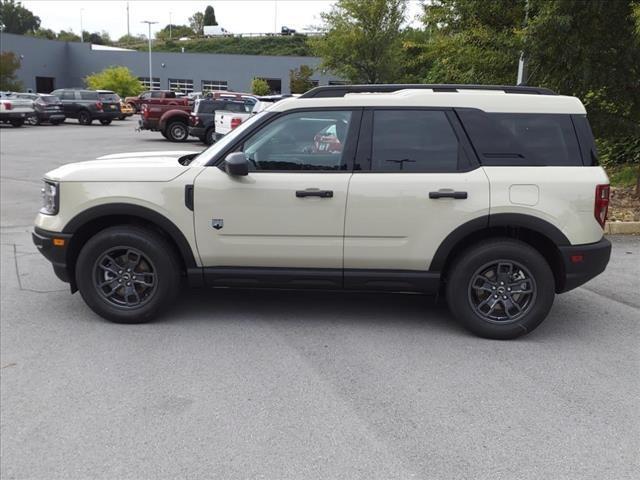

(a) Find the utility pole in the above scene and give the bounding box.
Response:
[141,20,158,90]
[274,1,277,34]
[169,12,172,39]
[80,8,84,42]
[126,2,130,38]
[517,0,530,85]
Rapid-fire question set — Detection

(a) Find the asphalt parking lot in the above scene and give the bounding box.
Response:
[1,119,639,479]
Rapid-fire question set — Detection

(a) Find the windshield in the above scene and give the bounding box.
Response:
[190,112,268,167]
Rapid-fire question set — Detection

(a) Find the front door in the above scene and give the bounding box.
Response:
[193,109,361,282]
[344,109,490,276]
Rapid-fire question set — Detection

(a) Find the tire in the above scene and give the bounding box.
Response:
[165,120,189,142]
[204,127,216,145]
[99,119,112,125]
[160,129,169,139]
[26,114,39,126]
[78,110,92,125]
[127,102,137,113]
[445,238,555,339]
[75,225,181,324]
[10,119,24,127]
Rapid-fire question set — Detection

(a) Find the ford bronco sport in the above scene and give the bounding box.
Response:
[33,84,611,339]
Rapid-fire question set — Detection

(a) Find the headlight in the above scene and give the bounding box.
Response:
[40,181,59,215]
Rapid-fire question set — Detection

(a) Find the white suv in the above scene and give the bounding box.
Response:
[33,84,611,339]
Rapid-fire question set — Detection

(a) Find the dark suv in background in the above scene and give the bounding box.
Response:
[14,93,65,125]
[51,89,120,125]
[189,98,246,144]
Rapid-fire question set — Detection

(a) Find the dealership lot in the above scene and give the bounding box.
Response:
[1,121,639,479]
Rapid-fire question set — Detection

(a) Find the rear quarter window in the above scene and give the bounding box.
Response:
[457,110,583,166]
[79,91,99,100]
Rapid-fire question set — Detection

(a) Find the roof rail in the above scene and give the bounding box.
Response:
[300,84,556,98]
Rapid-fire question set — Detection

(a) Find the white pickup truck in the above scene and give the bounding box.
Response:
[0,91,35,127]
[213,104,252,141]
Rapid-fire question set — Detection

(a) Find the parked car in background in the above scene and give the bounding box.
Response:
[95,90,132,121]
[14,92,65,125]
[203,25,231,36]
[125,90,188,113]
[281,26,297,35]
[119,100,134,119]
[213,104,252,140]
[189,98,246,145]
[0,91,35,127]
[51,89,120,125]
[251,94,291,114]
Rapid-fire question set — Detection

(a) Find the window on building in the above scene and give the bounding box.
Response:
[138,77,160,90]
[310,80,320,87]
[202,80,228,91]
[168,78,194,94]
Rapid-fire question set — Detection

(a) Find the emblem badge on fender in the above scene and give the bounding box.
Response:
[212,219,224,230]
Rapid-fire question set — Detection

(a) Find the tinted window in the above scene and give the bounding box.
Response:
[60,91,75,100]
[79,91,98,100]
[371,110,460,172]
[458,111,582,166]
[40,96,60,103]
[98,92,120,102]
[150,91,163,98]
[243,111,353,171]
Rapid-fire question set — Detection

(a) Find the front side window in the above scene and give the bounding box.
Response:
[371,110,461,172]
[242,110,353,171]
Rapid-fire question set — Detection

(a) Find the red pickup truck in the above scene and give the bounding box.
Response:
[125,90,188,113]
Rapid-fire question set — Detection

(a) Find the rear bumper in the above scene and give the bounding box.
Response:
[32,227,73,285]
[189,126,206,137]
[558,237,611,292]
[38,112,65,121]
[138,118,159,131]
[0,111,30,120]
[94,111,120,120]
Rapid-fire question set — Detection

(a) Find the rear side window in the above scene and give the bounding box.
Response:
[79,91,98,100]
[371,110,461,172]
[98,93,120,102]
[458,110,582,166]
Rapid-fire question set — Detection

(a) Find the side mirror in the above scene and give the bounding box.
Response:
[224,152,249,176]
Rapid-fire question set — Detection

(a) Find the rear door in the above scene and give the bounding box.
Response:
[193,109,361,278]
[344,108,490,277]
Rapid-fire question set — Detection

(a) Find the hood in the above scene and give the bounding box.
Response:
[45,151,197,182]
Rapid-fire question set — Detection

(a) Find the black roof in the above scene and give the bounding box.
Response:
[300,84,556,98]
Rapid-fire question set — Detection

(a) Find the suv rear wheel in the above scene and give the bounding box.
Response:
[99,119,112,125]
[446,239,555,339]
[75,226,181,324]
[78,110,92,125]
[165,120,188,142]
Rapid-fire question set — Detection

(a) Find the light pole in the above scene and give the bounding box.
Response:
[141,20,158,89]
[80,8,84,42]
[169,12,172,40]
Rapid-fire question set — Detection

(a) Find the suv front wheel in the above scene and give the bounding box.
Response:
[446,239,555,339]
[75,226,181,324]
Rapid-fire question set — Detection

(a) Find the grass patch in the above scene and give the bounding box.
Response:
[607,164,639,188]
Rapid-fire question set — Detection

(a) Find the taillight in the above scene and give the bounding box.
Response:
[142,104,149,119]
[3,102,12,110]
[190,114,198,126]
[594,184,610,228]
[95,101,103,111]
[230,117,242,130]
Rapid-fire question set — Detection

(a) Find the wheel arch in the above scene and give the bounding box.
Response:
[431,214,569,292]
[63,203,198,290]
[159,109,189,131]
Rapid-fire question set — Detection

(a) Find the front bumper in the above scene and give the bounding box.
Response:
[558,237,611,292]
[32,227,74,286]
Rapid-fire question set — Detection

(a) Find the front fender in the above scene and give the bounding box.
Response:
[159,109,189,130]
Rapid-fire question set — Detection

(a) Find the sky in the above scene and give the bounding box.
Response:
[21,0,425,40]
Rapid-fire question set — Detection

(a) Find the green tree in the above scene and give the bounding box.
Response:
[251,77,271,96]
[312,0,407,83]
[83,30,111,45]
[203,5,218,26]
[85,66,144,98]
[189,11,205,36]
[117,33,146,45]
[289,65,315,93]
[0,0,40,34]
[57,30,81,42]
[156,24,193,40]
[30,27,56,39]
[0,51,23,91]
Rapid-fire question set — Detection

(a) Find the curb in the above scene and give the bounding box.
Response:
[604,221,640,235]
